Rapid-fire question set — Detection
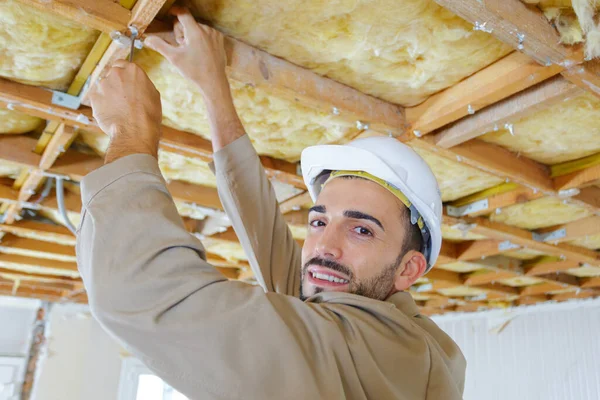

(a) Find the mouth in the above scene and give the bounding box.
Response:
[306,266,350,288]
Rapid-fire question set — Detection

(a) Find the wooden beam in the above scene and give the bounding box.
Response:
[0,221,76,244]
[448,186,545,217]
[412,137,554,193]
[406,51,563,136]
[433,0,581,66]
[437,242,459,265]
[520,281,568,296]
[456,239,520,261]
[283,209,309,227]
[554,164,600,191]
[0,82,305,189]
[561,59,600,100]
[516,295,548,306]
[524,259,581,276]
[17,0,131,33]
[581,277,600,289]
[0,253,78,273]
[39,125,80,170]
[280,191,312,214]
[431,76,582,148]
[426,268,464,286]
[535,216,600,244]
[443,214,599,265]
[0,234,75,258]
[552,290,599,302]
[0,268,80,285]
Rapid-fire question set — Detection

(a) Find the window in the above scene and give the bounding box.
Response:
[117,358,189,400]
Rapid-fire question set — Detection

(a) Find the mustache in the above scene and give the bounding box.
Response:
[303,257,353,279]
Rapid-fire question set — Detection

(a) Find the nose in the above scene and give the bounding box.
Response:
[315,224,343,260]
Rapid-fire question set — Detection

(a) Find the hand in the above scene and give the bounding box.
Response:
[145,7,229,100]
[90,60,162,163]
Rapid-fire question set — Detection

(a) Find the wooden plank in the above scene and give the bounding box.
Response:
[165,180,223,210]
[283,209,309,227]
[406,51,563,136]
[554,164,600,191]
[520,281,567,296]
[516,295,548,306]
[449,186,545,217]
[581,277,600,289]
[552,290,599,302]
[17,0,131,33]
[0,253,78,272]
[436,242,459,265]
[524,259,581,276]
[456,239,520,261]
[0,221,75,244]
[443,215,600,265]
[434,0,581,66]
[426,268,464,285]
[471,283,519,296]
[535,216,600,244]
[412,137,554,193]
[280,191,312,214]
[0,185,18,204]
[431,76,582,148]
[0,234,75,258]
[561,59,600,100]
[573,187,600,210]
[0,268,80,285]
[0,135,42,170]
[39,125,80,170]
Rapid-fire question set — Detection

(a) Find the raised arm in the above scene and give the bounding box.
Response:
[82,56,339,398]
[145,8,302,295]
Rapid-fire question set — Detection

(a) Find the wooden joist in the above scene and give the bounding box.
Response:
[443,215,599,266]
[406,51,564,136]
[0,220,76,244]
[554,163,600,191]
[430,76,582,148]
[434,0,581,67]
[0,253,78,273]
[524,258,581,276]
[535,216,600,244]
[0,234,76,259]
[448,185,545,218]
[456,239,521,261]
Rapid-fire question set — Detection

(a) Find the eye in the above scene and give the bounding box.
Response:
[353,226,373,236]
[310,219,326,228]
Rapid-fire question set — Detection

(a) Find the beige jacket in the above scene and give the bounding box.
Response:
[77,135,465,400]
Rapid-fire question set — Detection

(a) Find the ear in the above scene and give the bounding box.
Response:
[393,251,427,291]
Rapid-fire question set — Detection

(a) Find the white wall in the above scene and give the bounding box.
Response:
[433,298,600,400]
[30,303,126,400]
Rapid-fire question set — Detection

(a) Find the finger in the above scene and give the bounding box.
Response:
[112,59,129,69]
[145,35,177,58]
[169,6,198,36]
[174,21,185,45]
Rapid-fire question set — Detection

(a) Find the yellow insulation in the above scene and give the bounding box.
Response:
[0,108,43,134]
[497,276,545,287]
[411,146,504,201]
[190,0,512,106]
[503,248,549,260]
[437,286,487,297]
[201,237,248,263]
[0,245,76,263]
[436,261,487,273]
[0,159,23,179]
[136,49,361,162]
[481,92,600,164]
[490,197,592,229]
[7,226,76,246]
[0,0,99,90]
[568,233,600,249]
[0,259,79,279]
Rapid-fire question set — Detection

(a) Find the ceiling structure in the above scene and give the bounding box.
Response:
[0,0,598,315]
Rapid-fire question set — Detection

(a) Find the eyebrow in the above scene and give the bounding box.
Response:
[344,210,385,231]
[309,205,326,214]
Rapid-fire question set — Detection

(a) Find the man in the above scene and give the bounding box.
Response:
[79,8,465,399]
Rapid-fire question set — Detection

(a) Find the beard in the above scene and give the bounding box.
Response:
[300,255,401,302]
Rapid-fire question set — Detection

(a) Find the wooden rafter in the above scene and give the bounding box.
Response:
[406,51,564,137]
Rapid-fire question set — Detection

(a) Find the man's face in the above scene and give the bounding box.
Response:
[300,177,409,301]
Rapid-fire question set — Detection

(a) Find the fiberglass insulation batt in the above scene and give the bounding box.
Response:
[189,0,512,106]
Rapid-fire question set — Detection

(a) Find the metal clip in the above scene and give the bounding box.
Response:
[51,77,91,110]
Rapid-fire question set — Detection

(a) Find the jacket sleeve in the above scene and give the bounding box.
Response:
[211,135,303,296]
[76,154,336,398]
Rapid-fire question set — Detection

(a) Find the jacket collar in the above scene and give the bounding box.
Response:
[309,291,420,318]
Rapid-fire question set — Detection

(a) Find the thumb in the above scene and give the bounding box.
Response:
[144,35,176,58]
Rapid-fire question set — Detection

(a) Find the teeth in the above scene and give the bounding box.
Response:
[311,271,348,284]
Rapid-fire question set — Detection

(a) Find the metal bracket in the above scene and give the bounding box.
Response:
[532,228,567,243]
[446,199,489,217]
[51,77,91,110]
[415,283,433,293]
[498,240,520,251]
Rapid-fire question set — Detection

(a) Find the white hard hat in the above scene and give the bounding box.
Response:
[300,136,442,271]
